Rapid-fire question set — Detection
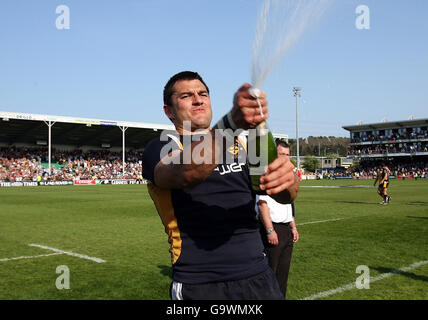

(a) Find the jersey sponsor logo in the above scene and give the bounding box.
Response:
[214,163,246,175]
[227,144,245,155]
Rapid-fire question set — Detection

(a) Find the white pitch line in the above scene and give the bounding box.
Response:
[0,252,62,262]
[297,218,347,226]
[302,260,428,300]
[29,244,106,263]
[300,185,372,188]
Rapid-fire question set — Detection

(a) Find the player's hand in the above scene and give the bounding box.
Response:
[259,156,297,196]
[291,227,299,243]
[230,83,268,129]
[267,231,278,246]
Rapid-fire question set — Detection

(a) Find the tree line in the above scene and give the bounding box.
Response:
[286,136,349,158]
[284,136,350,172]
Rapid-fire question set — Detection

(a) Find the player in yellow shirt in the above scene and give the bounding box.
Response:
[373,164,391,205]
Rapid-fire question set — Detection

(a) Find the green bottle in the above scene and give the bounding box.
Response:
[247,88,277,194]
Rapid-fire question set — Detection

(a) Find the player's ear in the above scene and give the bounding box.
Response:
[164,105,175,122]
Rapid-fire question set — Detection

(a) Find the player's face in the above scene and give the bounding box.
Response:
[164,79,212,133]
[277,145,290,161]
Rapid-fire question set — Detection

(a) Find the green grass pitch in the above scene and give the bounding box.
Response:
[0,178,427,300]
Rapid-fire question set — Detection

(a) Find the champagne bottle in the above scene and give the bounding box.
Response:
[247,88,277,194]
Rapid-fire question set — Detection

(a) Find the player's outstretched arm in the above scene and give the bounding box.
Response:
[154,131,220,189]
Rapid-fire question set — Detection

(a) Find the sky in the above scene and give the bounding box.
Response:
[0,0,427,139]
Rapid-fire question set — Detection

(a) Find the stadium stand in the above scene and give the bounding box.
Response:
[342,118,428,179]
[0,147,144,182]
[343,118,428,158]
[0,111,176,185]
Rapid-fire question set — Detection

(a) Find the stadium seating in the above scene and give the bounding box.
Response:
[0,147,143,182]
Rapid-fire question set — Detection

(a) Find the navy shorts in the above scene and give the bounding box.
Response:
[170,267,283,300]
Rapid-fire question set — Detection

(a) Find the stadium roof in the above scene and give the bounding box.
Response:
[342,118,428,132]
[0,111,288,149]
[0,111,175,149]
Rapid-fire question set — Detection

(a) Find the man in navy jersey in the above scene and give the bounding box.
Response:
[142,71,299,300]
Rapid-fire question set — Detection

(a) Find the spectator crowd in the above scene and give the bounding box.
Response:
[350,128,428,144]
[0,147,143,182]
[350,160,427,180]
[347,142,428,156]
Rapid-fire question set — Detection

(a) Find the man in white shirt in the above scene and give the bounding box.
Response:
[257,140,299,299]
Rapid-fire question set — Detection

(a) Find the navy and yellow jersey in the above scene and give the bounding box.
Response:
[377,169,389,188]
[382,169,389,182]
[381,169,389,188]
[142,133,268,284]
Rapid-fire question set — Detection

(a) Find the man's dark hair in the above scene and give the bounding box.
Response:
[163,71,210,106]
[276,139,290,149]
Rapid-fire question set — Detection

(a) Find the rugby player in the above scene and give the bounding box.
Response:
[142,71,299,300]
[374,164,391,205]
